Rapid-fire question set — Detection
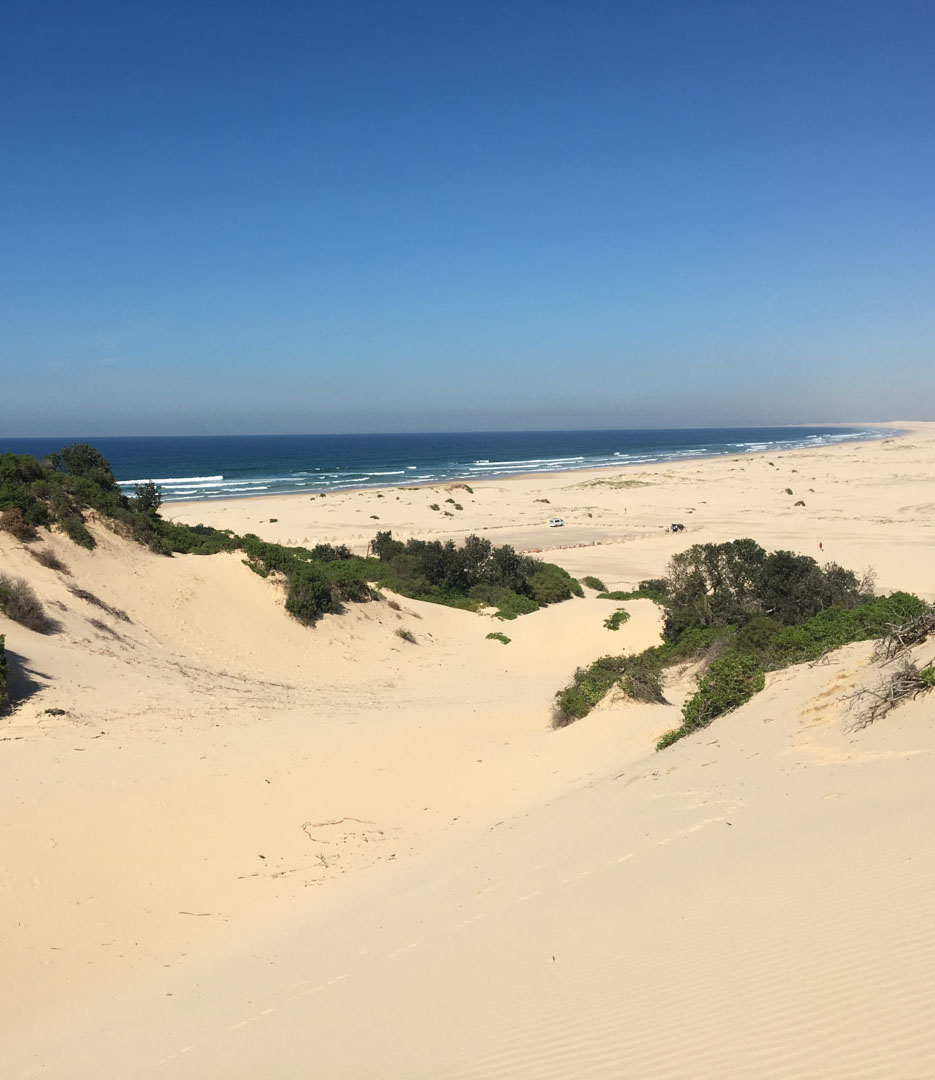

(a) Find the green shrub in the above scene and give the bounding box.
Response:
[920,666,935,688]
[527,563,583,604]
[604,609,630,630]
[59,514,95,549]
[682,652,764,728]
[132,481,162,515]
[486,632,511,644]
[657,653,765,748]
[553,652,666,727]
[766,592,928,667]
[429,503,440,511]
[597,585,668,604]
[581,575,606,591]
[285,568,337,624]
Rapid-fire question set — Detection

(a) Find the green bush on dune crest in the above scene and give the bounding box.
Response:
[369,530,581,619]
[0,446,583,629]
[553,538,928,744]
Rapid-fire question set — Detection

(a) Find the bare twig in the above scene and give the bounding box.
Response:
[844,658,935,730]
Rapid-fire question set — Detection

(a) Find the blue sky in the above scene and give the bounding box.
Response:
[1,0,932,435]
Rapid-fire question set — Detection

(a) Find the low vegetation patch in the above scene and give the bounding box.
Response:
[395,628,417,644]
[553,651,667,727]
[486,631,511,644]
[596,580,668,604]
[579,477,653,489]
[581,575,606,591]
[604,609,630,630]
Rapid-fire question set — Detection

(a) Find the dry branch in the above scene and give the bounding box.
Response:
[844,658,935,730]
[872,610,935,664]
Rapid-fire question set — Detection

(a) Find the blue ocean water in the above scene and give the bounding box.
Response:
[0,427,885,502]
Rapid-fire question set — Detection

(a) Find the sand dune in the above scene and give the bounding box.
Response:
[1,422,934,1077]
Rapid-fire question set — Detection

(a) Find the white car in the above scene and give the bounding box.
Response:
[548,517,565,528]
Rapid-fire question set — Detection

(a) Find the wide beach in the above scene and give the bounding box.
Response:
[1,421,934,1077]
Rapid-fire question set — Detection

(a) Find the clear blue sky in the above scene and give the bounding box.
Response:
[1,0,932,435]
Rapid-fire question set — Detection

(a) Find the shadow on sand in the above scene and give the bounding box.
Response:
[3,648,48,707]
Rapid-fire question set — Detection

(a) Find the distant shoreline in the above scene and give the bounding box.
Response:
[165,423,904,509]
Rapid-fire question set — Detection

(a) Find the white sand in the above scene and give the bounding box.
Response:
[1,421,933,1078]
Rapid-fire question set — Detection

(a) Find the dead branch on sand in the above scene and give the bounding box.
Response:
[844,658,935,730]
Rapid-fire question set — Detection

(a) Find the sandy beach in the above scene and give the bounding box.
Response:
[2,421,934,1078]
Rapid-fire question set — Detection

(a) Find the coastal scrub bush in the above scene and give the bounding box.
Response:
[486,631,511,644]
[369,531,580,619]
[285,567,337,624]
[0,508,39,542]
[553,536,926,741]
[581,575,606,591]
[527,564,583,604]
[132,481,162,515]
[604,609,630,631]
[59,514,95,549]
[597,581,668,604]
[553,652,666,727]
[658,653,765,749]
[0,574,56,633]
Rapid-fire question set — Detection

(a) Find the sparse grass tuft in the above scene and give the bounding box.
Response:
[395,628,417,644]
[29,548,69,574]
[67,585,132,623]
[0,573,57,633]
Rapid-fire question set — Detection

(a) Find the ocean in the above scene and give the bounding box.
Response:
[0,427,885,502]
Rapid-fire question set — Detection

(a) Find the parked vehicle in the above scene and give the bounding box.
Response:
[548,517,565,528]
